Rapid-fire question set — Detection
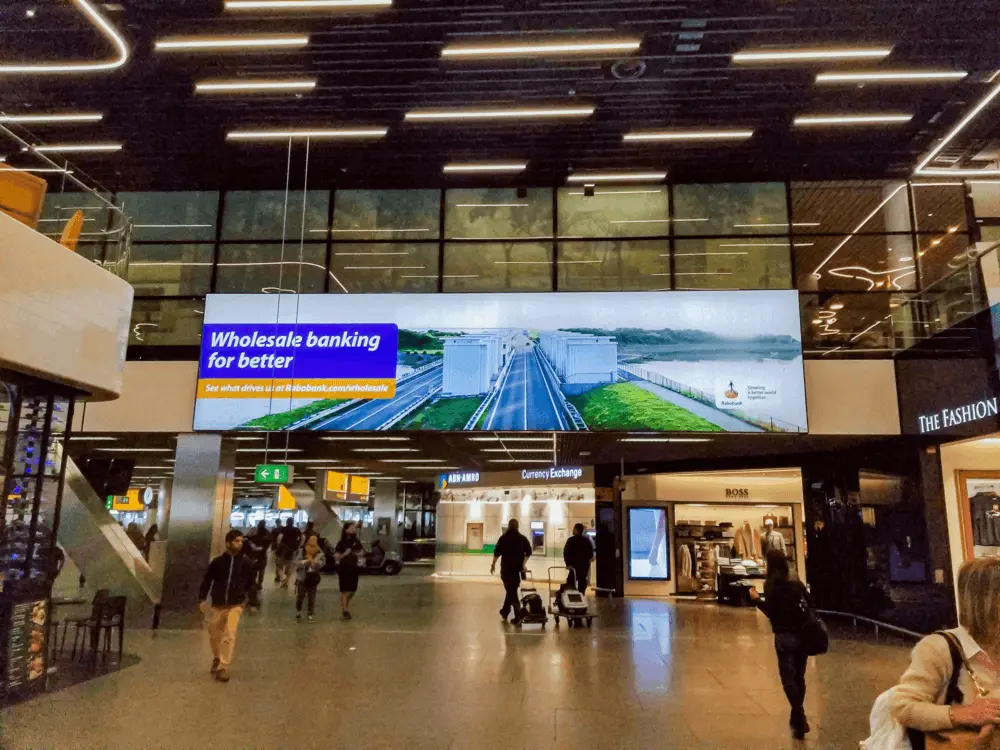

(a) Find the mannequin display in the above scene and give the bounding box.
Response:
[734,520,761,560]
[761,518,786,557]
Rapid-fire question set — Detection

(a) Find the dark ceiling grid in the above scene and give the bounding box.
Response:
[0,1,998,189]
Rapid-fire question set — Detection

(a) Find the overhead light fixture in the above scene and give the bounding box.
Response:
[351,448,418,453]
[24,142,121,152]
[405,105,594,122]
[466,436,554,442]
[481,449,552,453]
[618,437,712,443]
[919,168,1000,177]
[321,436,410,441]
[623,129,754,142]
[155,35,309,51]
[7,167,75,173]
[567,172,666,183]
[0,112,103,123]
[95,448,172,452]
[0,0,129,75]
[443,162,527,173]
[196,79,317,94]
[234,448,303,453]
[225,0,390,8]
[441,39,640,59]
[381,459,447,463]
[227,127,387,141]
[793,114,912,126]
[816,70,968,84]
[915,80,1000,175]
[732,47,891,64]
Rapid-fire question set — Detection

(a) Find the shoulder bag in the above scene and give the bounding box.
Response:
[796,587,829,656]
[909,632,996,750]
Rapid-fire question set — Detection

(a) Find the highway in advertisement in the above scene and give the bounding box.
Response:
[310,362,443,430]
[484,346,568,431]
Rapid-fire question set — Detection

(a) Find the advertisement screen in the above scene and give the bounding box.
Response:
[193,292,807,433]
[629,507,669,580]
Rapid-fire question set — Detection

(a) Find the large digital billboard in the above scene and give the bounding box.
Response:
[193,292,807,433]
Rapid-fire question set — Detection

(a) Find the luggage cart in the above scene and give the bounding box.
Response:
[548,566,595,628]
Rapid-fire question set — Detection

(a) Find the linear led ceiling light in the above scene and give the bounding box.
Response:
[24,142,121,152]
[567,171,666,183]
[196,79,317,93]
[225,0,390,8]
[155,35,309,51]
[227,127,387,140]
[0,0,129,75]
[0,112,103,123]
[732,47,891,64]
[443,162,526,173]
[794,114,912,126]
[405,105,594,122]
[441,38,640,59]
[914,79,1000,175]
[623,129,754,142]
[816,70,968,84]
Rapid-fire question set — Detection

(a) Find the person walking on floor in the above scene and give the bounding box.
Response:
[563,523,594,594]
[334,522,364,620]
[142,524,159,562]
[490,519,532,625]
[748,549,813,739]
[274,518,301,588]
[244,520,270,611]
[294,534,326,622]
[198,529,254,683]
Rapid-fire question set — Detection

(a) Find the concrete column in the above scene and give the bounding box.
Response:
[158,434,235,628]
[372,480,398,551]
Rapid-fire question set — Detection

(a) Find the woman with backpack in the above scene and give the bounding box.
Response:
[890,557,1000,748]
[749,548,824,740]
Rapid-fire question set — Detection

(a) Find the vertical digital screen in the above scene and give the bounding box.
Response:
[628,507,669,580]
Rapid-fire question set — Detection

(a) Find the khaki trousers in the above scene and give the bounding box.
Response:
[207,605,243,667]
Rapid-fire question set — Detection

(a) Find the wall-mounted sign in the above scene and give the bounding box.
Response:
[439,466,593,490]
[918,397,999,434]
[323,470,371,501]
[110,489,143,512]
[193,292,807,434]
[255,464,293,484]
[725,488,750,499]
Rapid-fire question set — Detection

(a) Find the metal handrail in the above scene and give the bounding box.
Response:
[815,609,923,641]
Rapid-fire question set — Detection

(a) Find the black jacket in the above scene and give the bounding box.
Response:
[563,534,594,571]
[493,530,532,575]
[755,578,811,634]
[199,552,255,607]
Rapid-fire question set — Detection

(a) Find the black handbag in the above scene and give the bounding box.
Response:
[797,590,829,656]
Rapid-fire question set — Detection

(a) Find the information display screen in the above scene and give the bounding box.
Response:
[628,507,669,580]
[193,292,807,433]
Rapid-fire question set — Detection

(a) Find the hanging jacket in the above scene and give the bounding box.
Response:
[679,545,692,578]
[734,523,761,559]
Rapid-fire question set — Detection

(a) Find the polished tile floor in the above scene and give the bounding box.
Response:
[2,569,912,749]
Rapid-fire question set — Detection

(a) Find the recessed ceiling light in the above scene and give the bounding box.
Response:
[381,459,447,463]
[441,39,640,59]
[321,436,410,441]
[920,168,1000,177]
[0,113,103,124]
[488,459,552,463]
[196,79,317,93]
[351,448,418,453]
[480,449,553,453]
[227,127,387,141]
[623,129,754,142]
[816,70,968,84]
[25,8,36,17]
[466,436,554,442]
[155,35,309,51]
[225,0,390,8]
[405,105,594,122]
[234,448,303,453]
[793,114,912,126]
[443,162,527,173]
[95,448,172,452]
[732,47,892,64]
[24,142,121,153]
[567,172,666,183]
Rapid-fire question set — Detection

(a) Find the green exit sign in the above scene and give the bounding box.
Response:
[105,496,114,510]
[255,464,293,484]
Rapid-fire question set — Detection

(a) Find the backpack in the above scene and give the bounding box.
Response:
[521,592,545,616]
[861,632,965,750]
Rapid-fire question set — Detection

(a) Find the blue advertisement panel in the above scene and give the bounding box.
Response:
[192,291,808,432]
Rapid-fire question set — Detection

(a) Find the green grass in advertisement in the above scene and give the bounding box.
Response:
[569,382,723,432]
[402,396,483,430]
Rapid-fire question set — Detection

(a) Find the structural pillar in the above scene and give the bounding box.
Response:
[158,434,235,628]
[372,480,399,551]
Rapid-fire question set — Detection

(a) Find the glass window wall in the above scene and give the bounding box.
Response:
[115,191,218,242]
[557,186,668,238]
[127,243,213,296]
[129,298,206,347]
[216,243,327,294]
[443,242,552,292]
[672,182,787,235]
[331,189,440,240]
[445,188,552,240]
[673,238,792,290]
[557,241,668,291]
[329,243,439,293]
[222,190,329,240]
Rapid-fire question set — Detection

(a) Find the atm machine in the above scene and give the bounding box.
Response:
[529,520,545,551]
